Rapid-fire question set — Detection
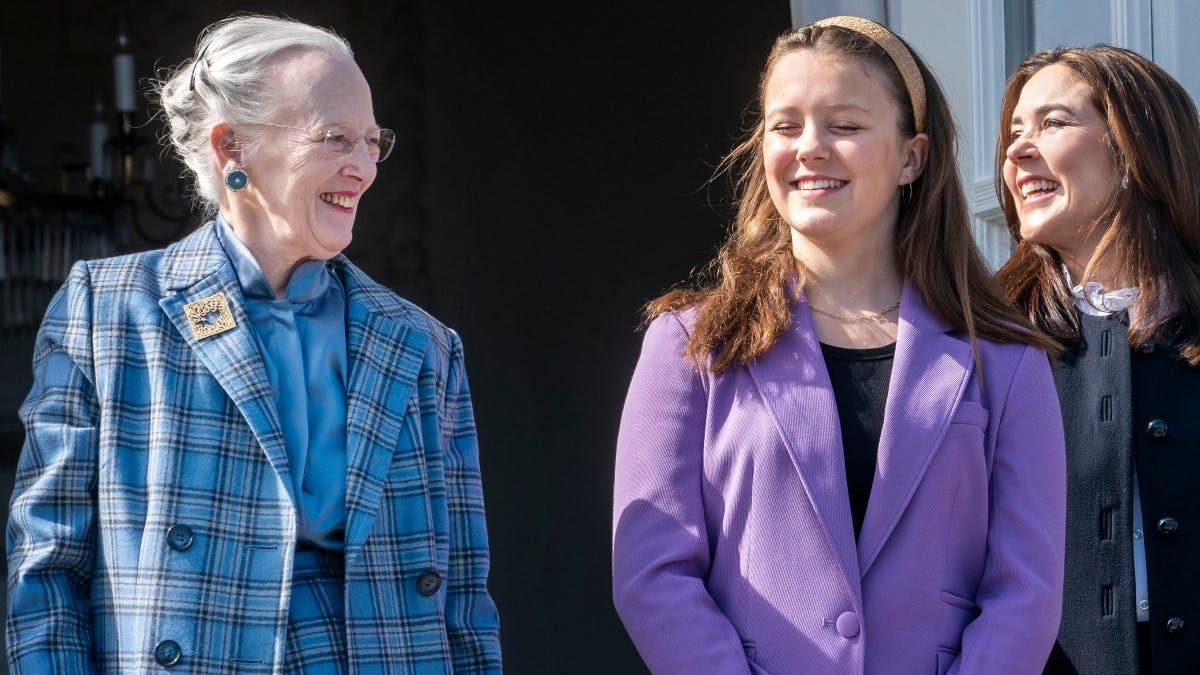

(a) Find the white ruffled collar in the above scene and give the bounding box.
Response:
[1063,264,1138,317]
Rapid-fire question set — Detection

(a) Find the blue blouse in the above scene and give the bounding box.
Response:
[215,215,348,550]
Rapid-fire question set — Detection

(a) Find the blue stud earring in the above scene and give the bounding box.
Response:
[225,167,249,191]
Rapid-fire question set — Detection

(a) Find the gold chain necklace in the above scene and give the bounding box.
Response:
[808,298,901,324]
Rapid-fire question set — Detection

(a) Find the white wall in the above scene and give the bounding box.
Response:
[1033,0,1112,49]
[888,1,1017,269]
[790,0,886,24]
[1151,0,1200,104]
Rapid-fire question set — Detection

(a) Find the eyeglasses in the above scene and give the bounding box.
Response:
[259,122,396,163]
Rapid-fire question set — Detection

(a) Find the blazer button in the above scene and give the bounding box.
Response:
[417,570,442,596]
[1147,419,1169,439]
[166,524,194,552]
[1166,617,1185,635]
[835,611,860,638]
[1158,517,1180,535]
[1139,340,1156,354]
[154,639,183,667]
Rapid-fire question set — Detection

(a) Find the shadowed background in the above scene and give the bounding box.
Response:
[0,1,789,671]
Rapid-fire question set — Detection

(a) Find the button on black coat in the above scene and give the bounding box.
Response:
[1147,419,1169,440]
[1157,517,1180,536]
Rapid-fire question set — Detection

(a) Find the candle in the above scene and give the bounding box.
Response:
[113,29,136,113]
[114,53,136,112]
[90,100,109,180]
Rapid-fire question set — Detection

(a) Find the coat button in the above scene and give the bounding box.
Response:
[417,570,442,596]
[154,639,182,667]
[166,524,193,552]
[1158,517,1180,535]
[1139,340,1156,354]
[1166,617,1185,635]
[1147,419,1169,439]
[835,611,860,638]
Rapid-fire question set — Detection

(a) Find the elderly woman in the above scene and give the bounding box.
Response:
[6,15,501,673]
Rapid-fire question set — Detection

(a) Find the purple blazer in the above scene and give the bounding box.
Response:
[613,284,1065,675]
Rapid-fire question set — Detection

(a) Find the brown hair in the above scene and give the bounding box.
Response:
[648,22,1052,373]
[995,46,1200,364]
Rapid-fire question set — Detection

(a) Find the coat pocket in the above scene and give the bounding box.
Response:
[938,589,981,653]
[936,646,959,675]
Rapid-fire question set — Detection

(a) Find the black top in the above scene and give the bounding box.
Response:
[820,341,896,538]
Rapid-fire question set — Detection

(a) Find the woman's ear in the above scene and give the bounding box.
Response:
[210,123,241,170]
[900,132,930,185]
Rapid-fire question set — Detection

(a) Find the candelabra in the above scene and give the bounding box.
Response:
[0,23,193,335]
[90,24,192,245]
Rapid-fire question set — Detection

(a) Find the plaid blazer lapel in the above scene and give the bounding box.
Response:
[157,225,296,504]
[340,263,430,562]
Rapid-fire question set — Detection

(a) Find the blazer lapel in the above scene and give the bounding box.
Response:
[157,225,295,503]
[747,295,861,588]
[856,283,974,575]
[339,264,430,564]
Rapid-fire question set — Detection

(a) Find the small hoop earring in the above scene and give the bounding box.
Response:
[901,181,913,203]
[225,167,249,191]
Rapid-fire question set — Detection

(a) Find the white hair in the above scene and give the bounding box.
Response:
[154,14,353,215]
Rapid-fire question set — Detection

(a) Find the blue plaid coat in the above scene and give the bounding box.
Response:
[6,223,502,673]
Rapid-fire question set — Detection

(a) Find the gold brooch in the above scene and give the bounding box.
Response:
[184,292,236,340]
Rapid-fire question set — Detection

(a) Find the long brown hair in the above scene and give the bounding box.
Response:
[648,22,1051,373]
[995,46,1200,364]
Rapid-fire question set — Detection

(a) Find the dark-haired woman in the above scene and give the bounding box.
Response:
[612,16,1065,675]
[998,45,1200,674]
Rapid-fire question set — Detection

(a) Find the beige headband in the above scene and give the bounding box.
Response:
[812,16,927,133]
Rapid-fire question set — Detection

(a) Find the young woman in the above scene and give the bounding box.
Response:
[613,17,1065,674]
[998,46,1200,674]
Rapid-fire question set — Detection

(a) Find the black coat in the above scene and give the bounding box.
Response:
[1046,312,1200,674]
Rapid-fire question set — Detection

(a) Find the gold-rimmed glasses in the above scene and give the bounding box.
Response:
[259,122,396,163]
